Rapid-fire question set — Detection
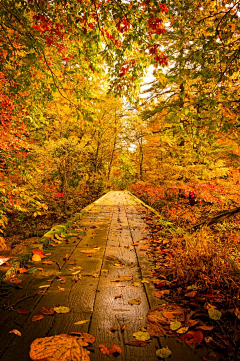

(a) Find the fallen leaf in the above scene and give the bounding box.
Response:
[9,329,21,336]
[141,279,149,284]
[180,330,203,348]
[208,308,222,321]
[58,286,65,292]
[111,276,133,282]
[17,308,29,315]
[57,276,66,283]
[80,249,97,254]
[114,295,122,299]
[128,297,141,305]
[70,333,95,344]
[29,334,90,361]
[110,327,118,332]
[125,341,149,347]
[42,261,54,265]
[10,278,22,284]
[131,282,140,287]
[154,289,170,299]
[63,254,69,260]
[74,320,89,325]
[41,307,55,315]
[170,320,182,331]
[121,324,126,331]
[32,315,44,322]
[184,290,197,298]
[54,306,70,314]
[133,331,150,341]
[68,260,76,265]
[18,268,27,274]
[197,325,214,331]
[39,285,50,288]
[140,246,148,251]
[32,254,42,262]
[32,249,45,259]
[108,344,122,355]
[176,327,189,334]
[156,347,172,358]
[99,344,109,355]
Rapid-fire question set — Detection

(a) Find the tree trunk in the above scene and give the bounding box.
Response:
[192,206,240,231]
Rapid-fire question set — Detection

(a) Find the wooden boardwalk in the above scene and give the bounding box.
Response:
[0,191,203,361]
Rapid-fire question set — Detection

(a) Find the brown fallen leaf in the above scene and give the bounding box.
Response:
[32,315,44,322]
[111,276,133,282]
[42,261,54,265]
[29,334,90,361]
[125,341,149,347]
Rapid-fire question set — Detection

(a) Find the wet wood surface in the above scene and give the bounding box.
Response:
[0,191,203,361]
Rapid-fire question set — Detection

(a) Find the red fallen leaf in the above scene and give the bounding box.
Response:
[17,308,29,314]
[50,243,57,247]
[68,260,76,265]
[32,314,44,322]
[125,341,149,346]
[108,344,122,355]
[121,324,126,331]
[180,330,203,348]
[115,295,122,299]
[99,344,110,355]
[57,276,66,283]
[162,311,176,319]
[42,261,54,265]
[110,327,118,332]
[10,278,22,284]
[41,307,55,315]
[18,268,27,274]
[63,254,69,260]
[32,248,45,259]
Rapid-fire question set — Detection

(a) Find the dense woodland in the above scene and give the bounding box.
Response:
[0,0,239,271]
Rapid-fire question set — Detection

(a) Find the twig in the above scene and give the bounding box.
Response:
[3,291,39,310]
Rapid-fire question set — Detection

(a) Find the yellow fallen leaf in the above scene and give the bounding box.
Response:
[128,297,141,305]
[74,320,89,325]
[111,276,133,282]
[32,254,41,262]
[133,331,150,341]
[54,306,70,314]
